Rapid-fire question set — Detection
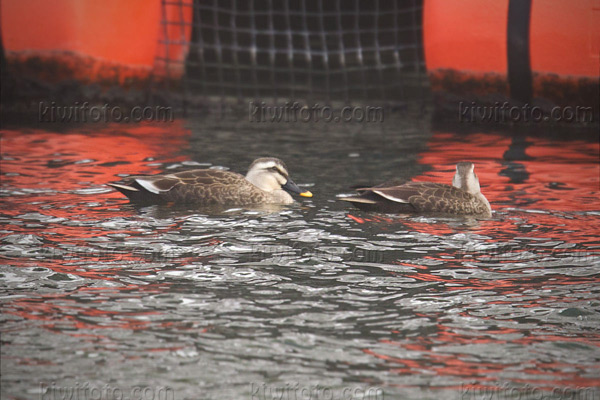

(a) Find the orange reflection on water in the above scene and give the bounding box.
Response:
[1,122,196,341]
[5,286,160,329]
[365,315,600,390]
[419,131,599,212]
[1,122,190,215]
[345,131,599,251]
[1,121,192,271]
[368,127,600,390]
[372,253,600,389]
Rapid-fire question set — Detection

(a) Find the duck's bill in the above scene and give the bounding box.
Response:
[282,179,313,198]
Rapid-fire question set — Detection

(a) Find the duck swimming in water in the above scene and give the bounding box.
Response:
[108,157,312,206]
[340,162,491,217]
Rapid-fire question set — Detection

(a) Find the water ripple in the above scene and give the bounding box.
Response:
[1,124,599,399]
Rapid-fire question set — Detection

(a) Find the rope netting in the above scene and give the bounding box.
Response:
[156,0,426,105]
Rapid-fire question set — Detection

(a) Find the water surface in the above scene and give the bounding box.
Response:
[1,117,599,400]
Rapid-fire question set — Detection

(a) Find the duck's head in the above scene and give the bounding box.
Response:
[245,157,313,198]
[452,162,481,195]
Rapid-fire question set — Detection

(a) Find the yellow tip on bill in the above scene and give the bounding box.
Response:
[300,191,313,198]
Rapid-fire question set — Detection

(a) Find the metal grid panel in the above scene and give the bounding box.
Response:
[158,0,425,104]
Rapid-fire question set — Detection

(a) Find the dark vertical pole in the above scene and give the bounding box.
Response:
[0,13,12,107]
[507,0,533,103]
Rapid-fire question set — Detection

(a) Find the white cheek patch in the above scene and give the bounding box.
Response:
[254,161,277,171]
[135,178,163,194]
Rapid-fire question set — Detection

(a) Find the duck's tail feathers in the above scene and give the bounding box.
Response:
[107,182,165,204]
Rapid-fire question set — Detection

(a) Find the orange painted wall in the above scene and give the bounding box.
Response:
[1,0,162,67]
[530,0,599,77]
[423,0,509,74]
[424,0,598,78]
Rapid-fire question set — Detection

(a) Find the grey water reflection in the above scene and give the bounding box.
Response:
[1,117,599,400]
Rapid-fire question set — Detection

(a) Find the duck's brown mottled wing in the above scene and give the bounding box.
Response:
[373,182,488,215]
[352,177,408,193]
[118,170,267,206]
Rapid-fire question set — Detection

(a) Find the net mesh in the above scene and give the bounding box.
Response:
[157,0,426,105]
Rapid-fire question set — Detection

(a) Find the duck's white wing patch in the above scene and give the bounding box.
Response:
[108,183,139,192]
[339,197,377,204]
[135,178,166,194]
[372,190,410,203]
